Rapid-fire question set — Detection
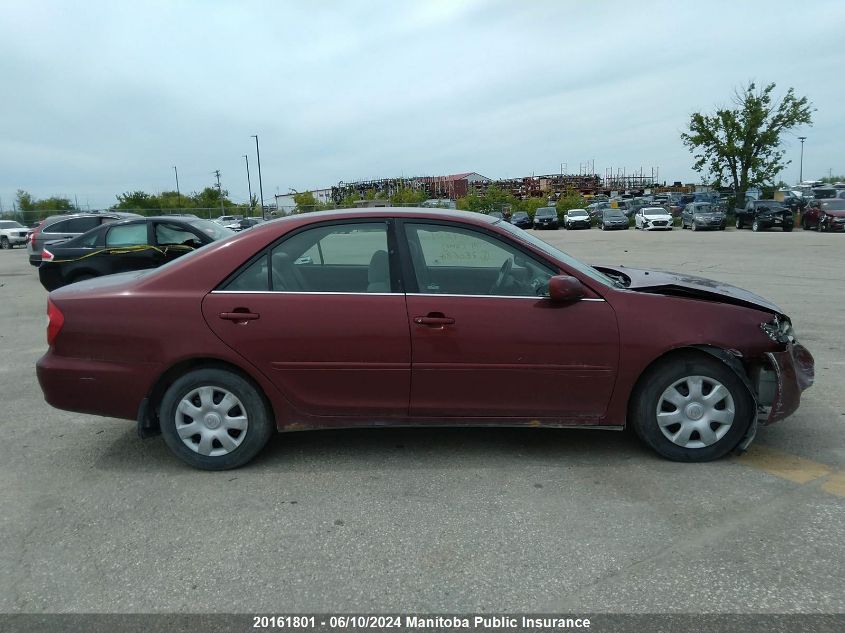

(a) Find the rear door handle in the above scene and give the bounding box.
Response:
[219,311,260,322]
[414,316,455,326]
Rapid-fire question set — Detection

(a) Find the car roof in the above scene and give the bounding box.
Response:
[42,210,140,223]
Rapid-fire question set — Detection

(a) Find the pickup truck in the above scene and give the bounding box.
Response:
[734,200,794,232]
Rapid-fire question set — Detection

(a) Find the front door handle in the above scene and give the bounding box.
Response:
[219,311,260,322]
[413,315,455,327]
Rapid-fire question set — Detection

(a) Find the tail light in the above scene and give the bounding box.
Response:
[46,299,64,346]
[27,221,43,246]
[42,248,54,262]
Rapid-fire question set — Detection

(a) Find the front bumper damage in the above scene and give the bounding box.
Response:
[759,342,815,425]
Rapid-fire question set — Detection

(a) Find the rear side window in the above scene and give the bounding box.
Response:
[106,223,148,247]
[65,217,99,233]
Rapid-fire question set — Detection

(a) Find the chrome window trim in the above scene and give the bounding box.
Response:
[210,290,605,301]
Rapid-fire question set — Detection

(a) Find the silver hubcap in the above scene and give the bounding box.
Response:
[656,375,735,449]
[175,386,248,456]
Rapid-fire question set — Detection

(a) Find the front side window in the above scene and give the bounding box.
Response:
[404,223,554,297]
[106,223,149,247]
[156,223,201,247]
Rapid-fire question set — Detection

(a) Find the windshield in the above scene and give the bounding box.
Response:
[693,204,714,213]
[568,210,588,217]
[0,221,25,229]
[536,208,556,217]
[188,218,236,240]
[495,220,620,288]
[643,208,666,216]
[605,210,625,218]
[512,212,528,219]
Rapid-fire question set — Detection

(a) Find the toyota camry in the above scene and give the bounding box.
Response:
[37,208,814,470]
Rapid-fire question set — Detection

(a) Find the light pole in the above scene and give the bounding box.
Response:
[798,136,807,184]
[251,134,265,220]
[173,166,181,208]
[243,155,253,216]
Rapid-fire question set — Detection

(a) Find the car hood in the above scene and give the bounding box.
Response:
[594,265,783,314]
[820,209,845,218]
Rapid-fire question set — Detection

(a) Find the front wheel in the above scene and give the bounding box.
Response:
[691,222,698,232]
[783,224,793,232]
[752,220,760,232]
[629,354,754,462]
[159,368,274,470]
[735,217,743,229]
[0,237,9,249]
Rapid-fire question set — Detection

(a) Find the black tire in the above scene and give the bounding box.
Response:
[802,217,810,231]
[159,368,274,470]
[783,224,793,232]
[0,237,9,249]
[691,221,698,232]
[752,219,760,232]
[735,217,743,229]
[629,353,754,462]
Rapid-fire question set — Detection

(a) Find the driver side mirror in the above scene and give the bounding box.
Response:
[548,275,585,302]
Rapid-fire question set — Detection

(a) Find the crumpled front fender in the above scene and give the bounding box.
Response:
[764,342,815,425]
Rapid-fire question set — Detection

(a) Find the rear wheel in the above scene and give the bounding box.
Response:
[159,368,274,470]
[0,237,9,249]
[783,224,793,232]
[630,354,753,462]
[735,216,743,229]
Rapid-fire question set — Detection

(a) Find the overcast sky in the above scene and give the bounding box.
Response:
[1,0,843,210]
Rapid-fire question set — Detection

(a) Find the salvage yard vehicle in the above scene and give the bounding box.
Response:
[533,206,559,229]
[38,216,234,291]
[26,211,141,266]
[634,207,673,230]
[599,208,629,230]
[734,200,794,232]
[0,220,29,249]
[37,208,814,470]
[801,199,845,232]
[510,211,532,229]
[563,209,591,230]
[681,203,726,231]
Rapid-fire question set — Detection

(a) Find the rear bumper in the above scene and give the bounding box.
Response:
[37,351,160,421]
[763,342,814,425]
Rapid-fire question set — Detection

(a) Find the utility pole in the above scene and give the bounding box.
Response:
[213,169,225,218]
[251,134,265,220]
[173,166,181,208]
[243,155,253,216]
[798,136,807,183]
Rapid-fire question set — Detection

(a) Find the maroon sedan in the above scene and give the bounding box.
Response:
[37,209,814,470]
[801,199,845,232]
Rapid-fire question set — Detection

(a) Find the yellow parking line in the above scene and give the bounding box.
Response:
[737,445,833,485]
[820,471,845,498]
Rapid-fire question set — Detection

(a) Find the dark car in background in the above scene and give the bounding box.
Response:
[599,208,629,230]
[510,211,531,229]
[233,217,266,232]
[533,206,559,229]
[734,200,793,232]
[38,216,234,291]
[681,203,726,231]
[801,199,845,232]
[36,208,813,470]
[26,211,141,266]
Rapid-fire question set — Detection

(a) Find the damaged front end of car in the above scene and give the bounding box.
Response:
[752,314,815,426]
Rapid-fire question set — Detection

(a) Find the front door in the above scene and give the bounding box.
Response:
[202,220,411,419]
[400,221,618,420]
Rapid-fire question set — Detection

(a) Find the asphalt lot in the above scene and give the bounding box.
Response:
[1,226,843,614]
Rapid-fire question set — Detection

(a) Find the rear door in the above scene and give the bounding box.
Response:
[202,220,411,418]
[400,221,619,420]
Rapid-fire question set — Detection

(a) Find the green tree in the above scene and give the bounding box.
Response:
[681,82,814,201]
[15,190,35,212]
[389,186,427,206]
[115,191,159,210]
[293,191,318,213]
[820,175,844,184]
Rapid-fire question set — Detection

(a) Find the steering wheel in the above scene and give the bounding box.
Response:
[489,257,513,294]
